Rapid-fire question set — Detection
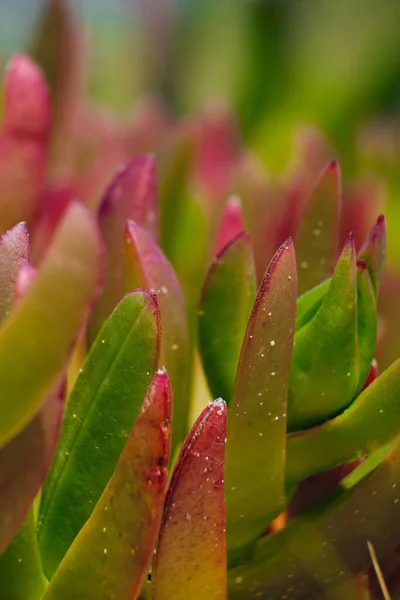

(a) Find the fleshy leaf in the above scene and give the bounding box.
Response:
[214,195,245,256]
[0,222,30,324]
[151,399,227,600]
[0,384,63,555]
[42,370,171,600]
[228,440,400,599]
[0,512,47,600]
[124,221,190,450]
[0,202,102,448]
[89,156,158,340]
[295,160,341,295]
[286,358,400,483]
[0,55,50,234]
[38,290,160,578]
[357,214,386,295]
[356,263,377,392]
[288,235,359,431]
[199,232,256,403]
[225,239,297,564]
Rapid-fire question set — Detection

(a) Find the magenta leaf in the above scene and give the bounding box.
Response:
[89,156,158,340]
[357,214,386,295]
[152,399,227,600]
[0,55,50,234]
[124,221,190,450]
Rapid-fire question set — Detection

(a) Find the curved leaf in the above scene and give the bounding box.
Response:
[42,370,171,600]
[228,440,400,599]
[199,232,256,403]
[38,290,160,578]
[0,202,102,448]
[214,195,245,255]
[286,358,400,483]
[288,235,358,431]
[225,239,297,564]
[89,156,158,340]
[152,399,227,600]
[124,221,190,450]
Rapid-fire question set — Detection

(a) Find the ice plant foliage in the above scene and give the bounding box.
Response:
[0,9,400,600]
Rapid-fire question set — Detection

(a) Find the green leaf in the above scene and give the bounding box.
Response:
[124,221,190,450]
[0,511,47,600]
[0,202,102,448]
[0,55,50,234]
[225,239,297,564]
[151,399,227,600]
[286,358,400,483]
[89,157,158,341]
[198,232,256,403]
[355,264,377,392]
[42,370,171,600]
[288,235,359,431]
[0,222,30,324]
[295,160,341,295]
[0,384,63,554]
[228,439,400,599]
[38,290,160,578]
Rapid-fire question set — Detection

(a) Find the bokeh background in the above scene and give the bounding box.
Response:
[0,0,399,299]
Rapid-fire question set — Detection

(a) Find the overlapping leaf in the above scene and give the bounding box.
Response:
[288,236,359,431]
[0,202,102,448]
[38,290,160,578]
[286,358,400,483]
[225,239,297,564]
[199,232,256,403]
[89,156,158,340]
[42,370,171,600]
[228,440,400,599]
[124,221,189,450]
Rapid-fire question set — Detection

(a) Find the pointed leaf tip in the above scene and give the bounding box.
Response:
[152,399,227,600]
[90,156,158,340]
[199,231,256,403]
[225,238,297,562]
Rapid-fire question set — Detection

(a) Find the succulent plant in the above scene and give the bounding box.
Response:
[1,3,400,599]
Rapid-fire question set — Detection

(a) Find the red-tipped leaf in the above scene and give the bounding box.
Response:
[152,399,227,600]
[225,239,297,564]
[124,221,189,450]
